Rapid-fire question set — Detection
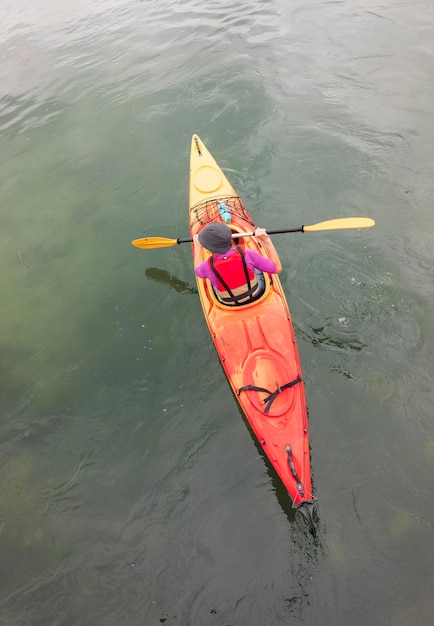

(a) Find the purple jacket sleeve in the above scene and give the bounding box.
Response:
[245,250,277,273]
[195,259,218,287]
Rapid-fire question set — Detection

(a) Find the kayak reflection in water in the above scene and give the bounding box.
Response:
[193,223,282,306]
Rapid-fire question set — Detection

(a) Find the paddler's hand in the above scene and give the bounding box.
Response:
[192,233,203,270]
[255,227,282,273]
[255,227,270,240]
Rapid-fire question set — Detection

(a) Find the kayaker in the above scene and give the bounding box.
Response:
[193,222,282,305]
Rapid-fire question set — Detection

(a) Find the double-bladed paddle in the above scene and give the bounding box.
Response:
[131,217,375,249]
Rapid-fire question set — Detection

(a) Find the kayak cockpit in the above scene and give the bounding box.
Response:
[210,269,267,307]
[191,196,275,308]
[206,270,272,309]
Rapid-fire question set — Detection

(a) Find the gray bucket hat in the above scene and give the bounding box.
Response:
[198,223,232,254]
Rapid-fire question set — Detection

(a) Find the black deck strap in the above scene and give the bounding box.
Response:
[238,375,302,413]
[236,244,252,300]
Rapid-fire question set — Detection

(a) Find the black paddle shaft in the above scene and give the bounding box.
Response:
[177,226,304,245]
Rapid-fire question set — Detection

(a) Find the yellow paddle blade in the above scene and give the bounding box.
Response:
[131,237,179,249]
[304,217,375,232]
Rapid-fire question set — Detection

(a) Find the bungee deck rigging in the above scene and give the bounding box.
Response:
[190,195,255,230]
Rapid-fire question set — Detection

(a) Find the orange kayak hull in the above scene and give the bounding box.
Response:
[189,135,315,533]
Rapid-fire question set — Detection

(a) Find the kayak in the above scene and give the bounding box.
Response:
[189,135,316,536]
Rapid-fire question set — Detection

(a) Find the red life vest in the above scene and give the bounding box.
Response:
[209,246,257,304]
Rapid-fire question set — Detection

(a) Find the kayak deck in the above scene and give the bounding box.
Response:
[189,135,316,535]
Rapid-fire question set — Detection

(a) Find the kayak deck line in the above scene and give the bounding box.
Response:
[194,135,202,156]
[238,374,303,414]
[190,195,255,230]
[189,134,317,537]
[286,444,305,496]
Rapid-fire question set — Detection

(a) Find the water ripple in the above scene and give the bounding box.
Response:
[1,0,287,128]
[1,0,434,624]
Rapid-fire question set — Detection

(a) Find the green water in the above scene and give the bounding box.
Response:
[1,0,434,624]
